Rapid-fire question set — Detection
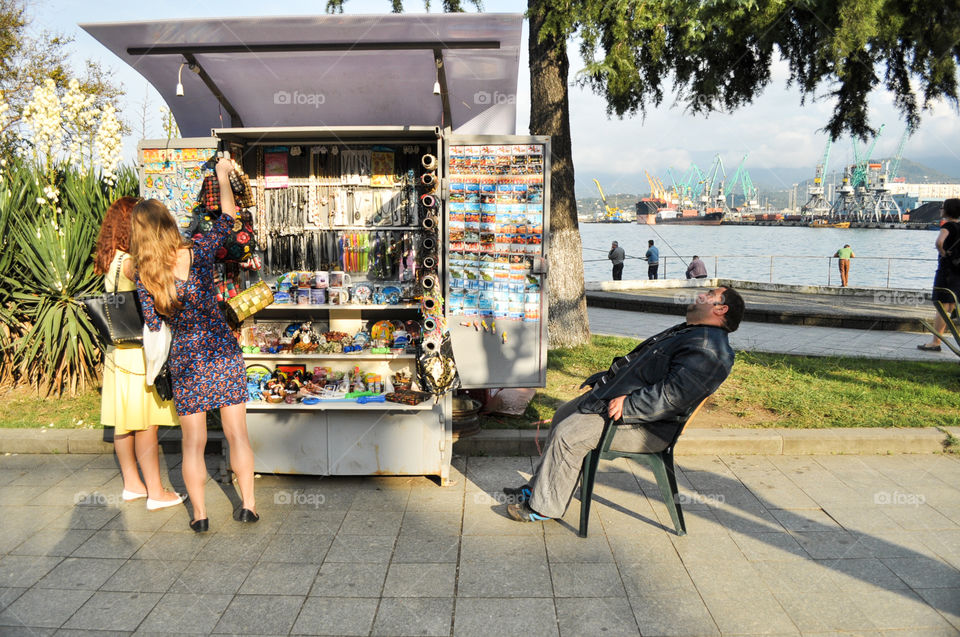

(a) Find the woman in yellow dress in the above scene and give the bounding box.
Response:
[95,197,184,510]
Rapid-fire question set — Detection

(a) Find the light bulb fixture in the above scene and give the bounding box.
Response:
[176,62,186,97]
[432,80,441,96]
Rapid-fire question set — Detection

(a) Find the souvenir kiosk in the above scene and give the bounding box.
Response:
[83,14,550,484]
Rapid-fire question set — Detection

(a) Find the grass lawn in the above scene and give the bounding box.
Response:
[2,334,959,429]
[480,335,960,429]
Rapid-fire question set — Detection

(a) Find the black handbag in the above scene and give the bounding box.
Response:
[153,362,174,401]
[80,255,144,346]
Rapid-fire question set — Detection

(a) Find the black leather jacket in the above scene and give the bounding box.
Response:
[578,323,735,429]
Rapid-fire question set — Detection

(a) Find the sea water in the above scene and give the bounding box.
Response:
[579,223,941,290]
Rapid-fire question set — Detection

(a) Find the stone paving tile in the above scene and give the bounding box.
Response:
[699,589,798,634]
[323,534,396,563]
[372,597,453,636]
[130,530,211,562]
[730,530,810,561]
[772,589,876,632]
[846,587,957,631]
[0,587,24,613]
[457,559,553,598]
[9,529,96,558]
[290,596,379,636]
[620,558,697,597]
[0,555,63,589]
[382,562,456,597]
[399,510,462,537]
[276,509,346,535]
[258,532,333,564]
[459,534,546,562]
[550,562,626,597]
[628,588,719,636]
[544,533,614,563]
[239,561,319,596]
[0,588,93,629]
[308,562,387,598]
[914,588,960,631]
[45,506,120,531]
[192,532,271,563]
[881,556,960,589]
[35,557,125,590]
[213,594,305,634]
[391,533,460,563]
[137,592,233,634]
[338,510,403,536]
[555,597,640,637]
[453,598,558,637]
[63,591,162,632]
[100,559,189,593]
[70,530,153,560]
[166,560,254,595]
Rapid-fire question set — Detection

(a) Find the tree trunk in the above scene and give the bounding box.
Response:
[528,4,591,349]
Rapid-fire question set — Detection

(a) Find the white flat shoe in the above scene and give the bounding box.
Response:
[146,493,187,511]
[122,489,147,502]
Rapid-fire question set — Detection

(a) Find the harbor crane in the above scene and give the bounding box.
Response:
[593,178,630,222]
[801,139,833,217]
[868,128,910,222]
[851,124,885,219]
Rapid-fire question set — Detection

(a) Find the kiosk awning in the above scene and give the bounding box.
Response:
[81,14,523,137]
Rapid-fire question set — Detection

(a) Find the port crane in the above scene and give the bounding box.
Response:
[851,124,885,219]
[868,128,909,222]
[593,178,630,222]
[801,139,832,217]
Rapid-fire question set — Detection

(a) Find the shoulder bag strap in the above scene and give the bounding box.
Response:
[113,253,125,293]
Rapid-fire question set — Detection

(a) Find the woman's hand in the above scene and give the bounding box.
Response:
[215,156,237,217]
[215,157,233,181]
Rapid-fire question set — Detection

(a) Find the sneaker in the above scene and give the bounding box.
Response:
[506,501,552,522]
[502,484,531,503]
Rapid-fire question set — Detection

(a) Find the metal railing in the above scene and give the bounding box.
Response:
[651,255,939,288]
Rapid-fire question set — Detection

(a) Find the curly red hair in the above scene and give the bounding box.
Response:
[93,196,139,275]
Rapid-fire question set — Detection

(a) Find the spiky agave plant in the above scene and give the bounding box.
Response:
[5,161,138,394]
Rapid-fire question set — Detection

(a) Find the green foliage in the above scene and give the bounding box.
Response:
[0,159,138,395]
[578,1,960,139]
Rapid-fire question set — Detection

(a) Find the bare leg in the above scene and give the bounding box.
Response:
[179,412,208,520]
[114,432,146,494]
[134,427,180,502]
[926,302,956,347]
[220,402,256,513]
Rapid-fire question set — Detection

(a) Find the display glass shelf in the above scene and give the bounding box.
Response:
[243,352,415,361]
[246,400,434,411]
[259,303,420,311]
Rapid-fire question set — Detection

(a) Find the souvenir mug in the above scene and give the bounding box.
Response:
[329,271,352,288]
[328,287,349,305]
[313,271,329,289]
[309,288,326,304]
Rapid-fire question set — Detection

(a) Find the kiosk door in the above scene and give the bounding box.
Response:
[444,135,551,389]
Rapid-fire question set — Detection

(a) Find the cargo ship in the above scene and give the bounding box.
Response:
[636,200,723,225]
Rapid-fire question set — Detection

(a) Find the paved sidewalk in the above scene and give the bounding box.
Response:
[0,452,958,635]
[589,306,957,361]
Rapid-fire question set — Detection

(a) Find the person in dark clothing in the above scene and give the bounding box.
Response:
[918,199,960,352]
[645,240,659,279]
[608,241,625,280]
[503,287,745,522]
[686,255,708,279]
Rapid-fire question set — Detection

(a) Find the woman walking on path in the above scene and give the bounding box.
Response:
[833,244,855,287]
[131,158,257,531]
[94,197,184,511]
[918,199,960,352]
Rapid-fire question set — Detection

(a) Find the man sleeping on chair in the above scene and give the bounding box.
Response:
[503,287,745,522]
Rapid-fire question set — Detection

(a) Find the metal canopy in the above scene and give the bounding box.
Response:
[81,14,523,137]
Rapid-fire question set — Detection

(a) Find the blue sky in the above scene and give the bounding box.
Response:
[31,0,960,196]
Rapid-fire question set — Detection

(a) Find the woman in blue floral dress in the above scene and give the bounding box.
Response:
[131,158,257,532]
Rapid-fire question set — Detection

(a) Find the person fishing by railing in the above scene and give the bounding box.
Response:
[686,255,708,279]
[608,241,625,280]
[644,240,660,280]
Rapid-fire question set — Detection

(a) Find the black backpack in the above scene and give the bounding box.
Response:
[944,221,960,274]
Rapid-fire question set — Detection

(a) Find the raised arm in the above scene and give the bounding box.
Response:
[216,157,237,220]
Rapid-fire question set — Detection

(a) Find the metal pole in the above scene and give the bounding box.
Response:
[714,256,718,278]
[827,257,831,286]
[886,259,891,288]
[770,256,774,282]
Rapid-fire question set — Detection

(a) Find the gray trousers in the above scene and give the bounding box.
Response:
[528,395,669,518]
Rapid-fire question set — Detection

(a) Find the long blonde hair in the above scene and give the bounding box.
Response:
[129,199,191,318]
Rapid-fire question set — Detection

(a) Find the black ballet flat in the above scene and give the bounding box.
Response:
[189,518,209,533]
[237,508,260,523]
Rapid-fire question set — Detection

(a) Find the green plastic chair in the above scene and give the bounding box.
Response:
[578,398,709,538]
